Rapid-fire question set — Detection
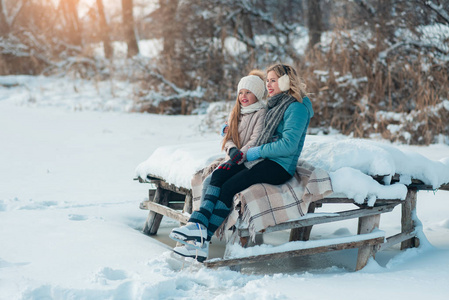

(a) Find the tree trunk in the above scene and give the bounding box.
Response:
[240,11,255,63]
[307,0,322,49]
[60,0,82,46]
[96,0,113,59]
[0,0,30,37]
[159,0,181,85]
[160,0,178,59]
[0,1,10,37]
[121,0,139,58]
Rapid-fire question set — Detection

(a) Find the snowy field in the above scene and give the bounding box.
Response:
[1,76,449,300]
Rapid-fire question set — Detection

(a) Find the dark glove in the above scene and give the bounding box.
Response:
[228,147,243,164]
[218,160,234,170]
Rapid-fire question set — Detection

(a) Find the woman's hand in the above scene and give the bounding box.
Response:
[246,146,261,161]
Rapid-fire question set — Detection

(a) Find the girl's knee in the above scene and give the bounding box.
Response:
[210,170,227,187]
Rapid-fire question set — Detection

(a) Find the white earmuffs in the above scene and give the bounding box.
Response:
[278,74,290,92]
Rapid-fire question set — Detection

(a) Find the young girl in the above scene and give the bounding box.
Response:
[169,70,267,261]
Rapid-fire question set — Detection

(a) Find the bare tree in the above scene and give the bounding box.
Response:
[0,0,10,36]
[121,0,139,57]
[0,0,30,36]
[96,0,112,59]
[159,0,178,58]
[59,0,82,46]
[237,11,256,63]
[307,0,322,49]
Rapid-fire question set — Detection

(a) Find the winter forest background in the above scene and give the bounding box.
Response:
[1,0,448,145]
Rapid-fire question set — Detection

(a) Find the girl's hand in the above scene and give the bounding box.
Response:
[229,147,243,164]
[220,122,228,136]
[218,160,234,170]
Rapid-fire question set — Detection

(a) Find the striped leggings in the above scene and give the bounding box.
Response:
[189,159,291,240]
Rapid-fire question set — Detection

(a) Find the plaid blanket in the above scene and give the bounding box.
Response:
[220,160,333,242]
[191,159,333,242]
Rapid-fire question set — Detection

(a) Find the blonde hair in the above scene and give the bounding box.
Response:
[221,69,265,150]
[266,63,307,102]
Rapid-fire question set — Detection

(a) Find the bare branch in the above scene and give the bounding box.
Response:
[420,0,449,24]
[135,60,204,103]
[378,40,449,65]
[353,0,376,18]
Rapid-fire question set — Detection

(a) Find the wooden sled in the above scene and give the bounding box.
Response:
[136,174,448,271]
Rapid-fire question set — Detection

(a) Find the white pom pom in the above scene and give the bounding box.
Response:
[278,74,290,91]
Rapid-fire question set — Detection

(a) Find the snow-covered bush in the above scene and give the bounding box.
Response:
[197,101,234,134]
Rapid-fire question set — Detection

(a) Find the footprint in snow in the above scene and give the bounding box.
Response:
[68,214,88,221]
[0,257,29,268]
[439,218,449,229]
[93,267,127,285]
[333,227,351,236]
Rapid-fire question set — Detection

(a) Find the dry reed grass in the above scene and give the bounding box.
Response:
[297,26,448,145]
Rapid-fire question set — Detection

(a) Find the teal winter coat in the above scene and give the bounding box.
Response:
[259,97,314,175]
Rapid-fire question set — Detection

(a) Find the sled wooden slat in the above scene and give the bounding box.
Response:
[138,175,193,235]
[136,175,191,195]
[378,229,416,251]
[146,201,190,224]
[411,182,449,191]
[143,187,169,235]
[237,203,398,238]
[140,200,185,211]
[371,175,449,192]
[317,197,400,204]
[356,214,381,270]
[204,235,385,269]
[401,189,419,249]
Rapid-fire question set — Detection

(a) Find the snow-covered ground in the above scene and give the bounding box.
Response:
[1,76,449,300]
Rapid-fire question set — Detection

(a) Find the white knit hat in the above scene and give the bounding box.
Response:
[237,75,265,101]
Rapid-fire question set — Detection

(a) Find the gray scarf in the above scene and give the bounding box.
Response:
[254,92,297,147]
[240,100,266,115]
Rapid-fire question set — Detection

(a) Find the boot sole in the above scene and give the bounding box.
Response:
[173,249,207,263]
[169,231,206,250]
[169,233,204,250]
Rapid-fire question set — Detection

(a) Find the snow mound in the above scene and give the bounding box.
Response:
[438,219,449,229]
[301,138,449,189]
[135,140,223,188]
